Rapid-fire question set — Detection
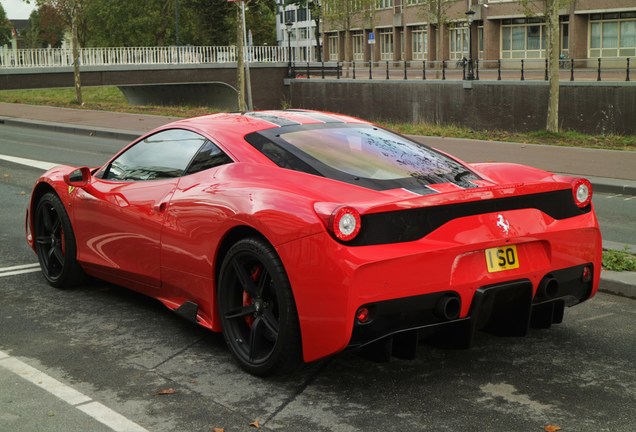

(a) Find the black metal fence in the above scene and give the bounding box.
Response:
[291,58,633,82]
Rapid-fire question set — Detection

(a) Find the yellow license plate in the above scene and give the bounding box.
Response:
[485,245,520,273]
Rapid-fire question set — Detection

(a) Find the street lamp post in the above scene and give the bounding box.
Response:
[286,21,293,78]
[465,9,476,80]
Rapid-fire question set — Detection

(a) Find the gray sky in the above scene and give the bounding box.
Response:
[1,0,36,20]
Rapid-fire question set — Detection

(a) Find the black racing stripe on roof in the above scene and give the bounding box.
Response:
[244,112,301,127]
[284,110,347,124]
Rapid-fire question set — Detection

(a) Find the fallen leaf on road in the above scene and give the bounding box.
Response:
[250,420,260,428]
[544,425,562,432]
[212,428,224,432]
[156,388,176,395]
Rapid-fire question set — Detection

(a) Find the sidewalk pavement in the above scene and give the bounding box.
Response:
[0,102,634,298]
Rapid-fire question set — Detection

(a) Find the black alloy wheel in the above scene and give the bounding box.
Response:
[218,238,301,376]
[34,192,84,288]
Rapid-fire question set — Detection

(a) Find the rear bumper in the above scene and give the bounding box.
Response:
[278,208,601,363]
[347,263,593,355]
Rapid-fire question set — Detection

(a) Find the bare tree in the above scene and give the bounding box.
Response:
[322,0,375,63]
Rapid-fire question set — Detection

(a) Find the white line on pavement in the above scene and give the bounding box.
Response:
[0,352,149,432]
[0,154,58,170]
[0,263,41,278]
[77,402,150,432]
[0,268,41,278]
[0,263,41,272]
[0,356,92,406]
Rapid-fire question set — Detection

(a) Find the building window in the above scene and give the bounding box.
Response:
[590,12,636,58]
[353,31,365,61]
[561,22,569,56]
[411,25,428,60]
[449,25,468,60]
[297,7,308,22]
[380,29,393,60]
[328,34,339,61]
[377,0,393,9]
[501,18,546,59]
[285,10,295,23]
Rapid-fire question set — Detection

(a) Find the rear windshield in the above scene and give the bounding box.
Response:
[246,125,479,193]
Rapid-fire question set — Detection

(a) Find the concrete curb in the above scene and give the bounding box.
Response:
[599,271,636,299]
[601,241,636,299]
[0,117,140,142]
[586,175,636,196]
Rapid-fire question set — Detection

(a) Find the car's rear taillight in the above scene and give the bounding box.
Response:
[572,178,592,208]
[330,206,361,242]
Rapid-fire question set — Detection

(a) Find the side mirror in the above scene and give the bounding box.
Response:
[63,167,92,188]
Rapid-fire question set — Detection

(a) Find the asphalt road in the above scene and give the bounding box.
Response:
[0,126,635,432]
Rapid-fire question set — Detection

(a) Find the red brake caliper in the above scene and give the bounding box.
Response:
[243,265,263,328]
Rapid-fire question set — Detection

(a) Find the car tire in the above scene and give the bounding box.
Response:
[217,237,302,376]
[34,192,84,288]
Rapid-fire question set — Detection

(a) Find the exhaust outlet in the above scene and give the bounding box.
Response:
[435,295,461,320]
[537,277,559,299]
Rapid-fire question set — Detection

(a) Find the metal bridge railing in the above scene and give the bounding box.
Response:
[291,58,633,82]
[0,45,288,68]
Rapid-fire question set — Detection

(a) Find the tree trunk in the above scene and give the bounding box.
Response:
[314,18,322,62]
[546,0,560,132]
[71,5,82,106]
[236,5,246,112]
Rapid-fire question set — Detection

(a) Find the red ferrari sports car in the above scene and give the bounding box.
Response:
[26,110,601,375]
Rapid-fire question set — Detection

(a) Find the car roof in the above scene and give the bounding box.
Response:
[171,110,369,136]
[142,110,371,164]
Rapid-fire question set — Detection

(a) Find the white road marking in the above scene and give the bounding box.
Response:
[0,154,58,170]
[0,350,149,432]
[0,263,41,272]
[0,268,41,277]
[0,355,91,406]
[78,402,150,432]
[604,193,636,201]
[0,263,41,278]
[577,312,615,323]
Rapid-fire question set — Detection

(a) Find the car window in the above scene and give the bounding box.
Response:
[185,140,233,175]
[247,125,480,193]
[98,129,207,181]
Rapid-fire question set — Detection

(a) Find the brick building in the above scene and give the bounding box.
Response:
[320,0,636,65]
